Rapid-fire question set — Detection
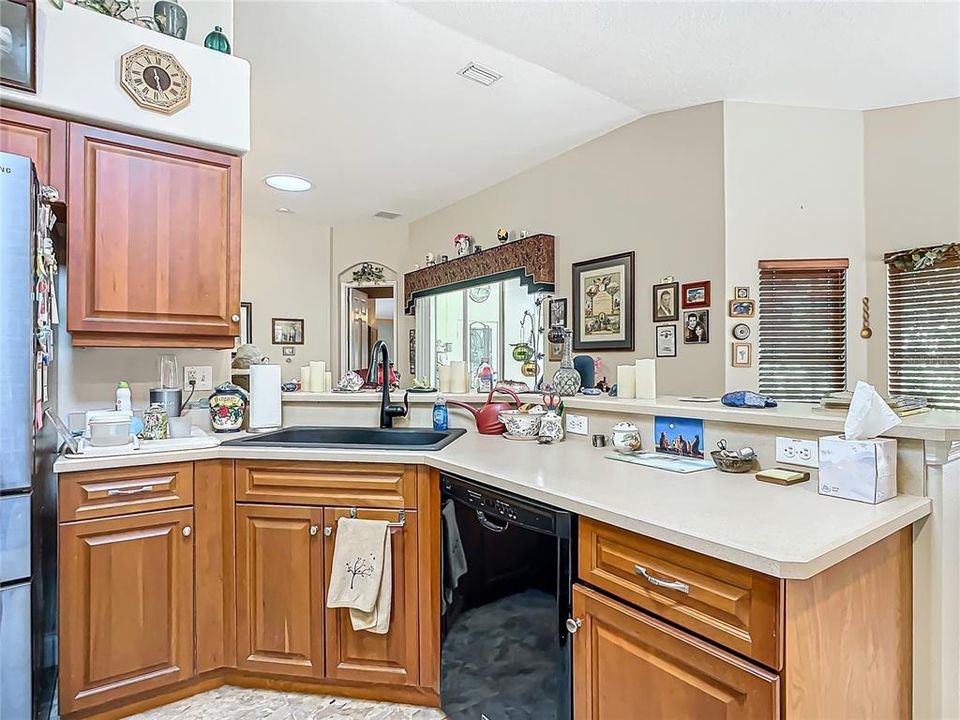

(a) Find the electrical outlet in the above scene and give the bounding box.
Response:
[184,366,213,391]
[565,413,589,436]
[776,437,819,468]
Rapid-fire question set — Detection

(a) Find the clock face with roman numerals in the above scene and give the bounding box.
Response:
[119,45,191,115]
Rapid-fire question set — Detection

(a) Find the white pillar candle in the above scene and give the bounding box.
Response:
[299,366,311,389]
[309,361,326,392]
[438,365,452,393]
[616,365,636,399]
[634,359,657,400]
[324,371,333,393]
[449,361,468,394]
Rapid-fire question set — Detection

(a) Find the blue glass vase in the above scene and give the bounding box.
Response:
[204,25,231,54]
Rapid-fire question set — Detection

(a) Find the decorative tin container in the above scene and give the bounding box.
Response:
[208,382,248,433]
[142,403,169,440]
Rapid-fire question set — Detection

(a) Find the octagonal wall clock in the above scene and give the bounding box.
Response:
[119,45,191,115]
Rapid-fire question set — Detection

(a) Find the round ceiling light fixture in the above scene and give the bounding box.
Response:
[264,174,312,192]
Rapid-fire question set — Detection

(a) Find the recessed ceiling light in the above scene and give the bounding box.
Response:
[374,211,402,220]
[264,174,312,192]
[276,207,294,214]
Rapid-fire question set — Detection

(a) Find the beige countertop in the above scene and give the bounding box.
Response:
[54,431,930,580]
[282,391,960,442]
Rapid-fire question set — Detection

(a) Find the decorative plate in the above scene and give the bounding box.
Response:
[733,323,751,340]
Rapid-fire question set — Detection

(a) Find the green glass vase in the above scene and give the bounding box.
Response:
[204,25,231,54]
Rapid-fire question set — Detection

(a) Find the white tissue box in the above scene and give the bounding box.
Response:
[818,435,897,504]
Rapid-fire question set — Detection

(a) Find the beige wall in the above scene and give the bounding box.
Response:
[723,102,868,391]
[241,211,333,382]
[406,103,728,396]
[864,98,960,393]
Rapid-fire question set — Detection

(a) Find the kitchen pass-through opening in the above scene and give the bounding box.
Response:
[439,473,574,720]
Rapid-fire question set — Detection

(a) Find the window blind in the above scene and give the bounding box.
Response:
[758,262,848,401]
[887,259,960,410]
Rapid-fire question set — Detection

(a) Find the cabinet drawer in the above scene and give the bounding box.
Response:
[579,518,783,669]
[59,462,194,522]
[235,461,417,509]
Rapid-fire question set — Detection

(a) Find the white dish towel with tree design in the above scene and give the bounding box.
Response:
[326,518,392,634]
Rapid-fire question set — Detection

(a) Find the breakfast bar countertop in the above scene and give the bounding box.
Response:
[53,431,931,580]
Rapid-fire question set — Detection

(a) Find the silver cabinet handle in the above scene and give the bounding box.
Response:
[635,565,689,594]
[565,617,583,634]
[107,485,154,496]
[309,525,319,536]
[182,526,192,537]
[231,314,240,322]
[324,527,333,537]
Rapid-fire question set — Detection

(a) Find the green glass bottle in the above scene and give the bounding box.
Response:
[204,25,231,54]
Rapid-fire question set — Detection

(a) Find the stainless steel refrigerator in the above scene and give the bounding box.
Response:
[1,152,60,720]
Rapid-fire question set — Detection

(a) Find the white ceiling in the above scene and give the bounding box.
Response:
[236,1,959,226]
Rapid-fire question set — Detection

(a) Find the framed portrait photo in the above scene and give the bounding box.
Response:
[732,342,752,367]
[549,298,568,328]
[681,280,711,309]
[572,251,635,352]
[0,0,36,93]
[655,324,677,358]
[652,281,679,323]
[729,299,756,318]
[272,317,304,345]
[682,310,710,344]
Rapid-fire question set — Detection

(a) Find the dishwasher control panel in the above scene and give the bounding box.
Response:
[441,474,568,536]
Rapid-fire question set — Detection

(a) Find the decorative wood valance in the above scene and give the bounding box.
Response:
[884,243,960,272]
[403,233,555,314]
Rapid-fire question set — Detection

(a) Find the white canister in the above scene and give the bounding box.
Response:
[610,421,642,454]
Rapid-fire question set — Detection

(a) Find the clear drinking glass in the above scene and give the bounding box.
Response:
[159,354,179,389]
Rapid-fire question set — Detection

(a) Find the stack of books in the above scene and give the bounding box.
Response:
[815,391,930,417]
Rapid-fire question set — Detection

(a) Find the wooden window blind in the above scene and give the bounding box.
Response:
[887,259,960,410]
[757,261,848,401]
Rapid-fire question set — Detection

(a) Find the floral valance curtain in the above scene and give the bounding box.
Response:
[884,243,960,272]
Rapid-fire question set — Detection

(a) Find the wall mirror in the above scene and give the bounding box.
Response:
[339,263,399,378]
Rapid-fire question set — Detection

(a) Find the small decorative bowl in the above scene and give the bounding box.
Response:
[498,410,542,437]
[710,451,756,473]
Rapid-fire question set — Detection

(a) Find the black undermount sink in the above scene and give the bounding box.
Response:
[222,426,466,451]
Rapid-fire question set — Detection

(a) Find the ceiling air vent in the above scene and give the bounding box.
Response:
[374,211,402,220]
[458,62,502,86]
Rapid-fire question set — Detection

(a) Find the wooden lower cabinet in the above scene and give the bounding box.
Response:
[59,508,195,715]
[323,507,420,686]
[235,503,325,678]
[572,585,779,720]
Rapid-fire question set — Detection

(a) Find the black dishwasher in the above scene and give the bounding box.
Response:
[439,473,574,720]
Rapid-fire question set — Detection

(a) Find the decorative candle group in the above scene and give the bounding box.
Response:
[438,361,469,394]
[616,359,656,399]
[301,362,333,392]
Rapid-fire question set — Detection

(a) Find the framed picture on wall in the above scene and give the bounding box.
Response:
[272,317,304,345]
[683,310,710,344]
[549,298,568,328]
[652,281,679,322]
[548,340,564,362]
[0,0,36,93]
[572,251,635,352]
[656,325,677,358]
[729,299,756,318]
[409,329,416,376]
[681,280,711,308]
[732,342,752,368]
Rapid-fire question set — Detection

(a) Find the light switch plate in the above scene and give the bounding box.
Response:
[184,366,213,391]
[775,436,819,468]
[565,413,589,436]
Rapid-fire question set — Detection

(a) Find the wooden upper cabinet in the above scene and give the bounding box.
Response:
[323,508,421,686]
[0,106,67,193]
[59,508,195,715]
[67,123,241,348]
[573,585,779,720]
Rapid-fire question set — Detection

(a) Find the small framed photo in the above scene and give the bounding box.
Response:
[652,281,679,323]
[281,346,296,357]
[683,310,710,344]
[732,342,752,368]
[272,317,304,345]
[0,0,36,93]
[735,286,750,299]
[681,280,711,309]
[729,299,756,318]
[656,325,677,358]
[549,298,568,328]
[547,340,564,362]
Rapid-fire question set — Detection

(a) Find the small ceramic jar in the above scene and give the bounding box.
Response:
[142,403,169,440]
[610,421,642,454]
[539,411,564,442]
[208,382,248,433]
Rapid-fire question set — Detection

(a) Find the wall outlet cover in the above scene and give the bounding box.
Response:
[775,436,819,468]
[184,365,213,391]
[565,413,589,436]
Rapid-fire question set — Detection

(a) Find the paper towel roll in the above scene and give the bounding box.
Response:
[634,359,656,400]
[309,361,326,392]
[616,365,636,399]
[324,371,333,393]
[299,366,311,389]
[449,360,468,394]
[438,365,452,393]
[249,364,282,432]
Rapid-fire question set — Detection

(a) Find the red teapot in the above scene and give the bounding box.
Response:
[446,386,521,435]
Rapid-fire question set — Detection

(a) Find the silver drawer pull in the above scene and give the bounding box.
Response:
[107,485,155,496]
[309,525,319,536]
[635,565,690,594]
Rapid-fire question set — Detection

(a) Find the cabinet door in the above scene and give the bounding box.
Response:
[572,585,778,720]
[59,508,195,715]
[0,107,67,192]
[67,123,241,347]
[236,504,324,678]
[323,508,420,686]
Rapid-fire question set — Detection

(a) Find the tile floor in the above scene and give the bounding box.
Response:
[121,686,447,720]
